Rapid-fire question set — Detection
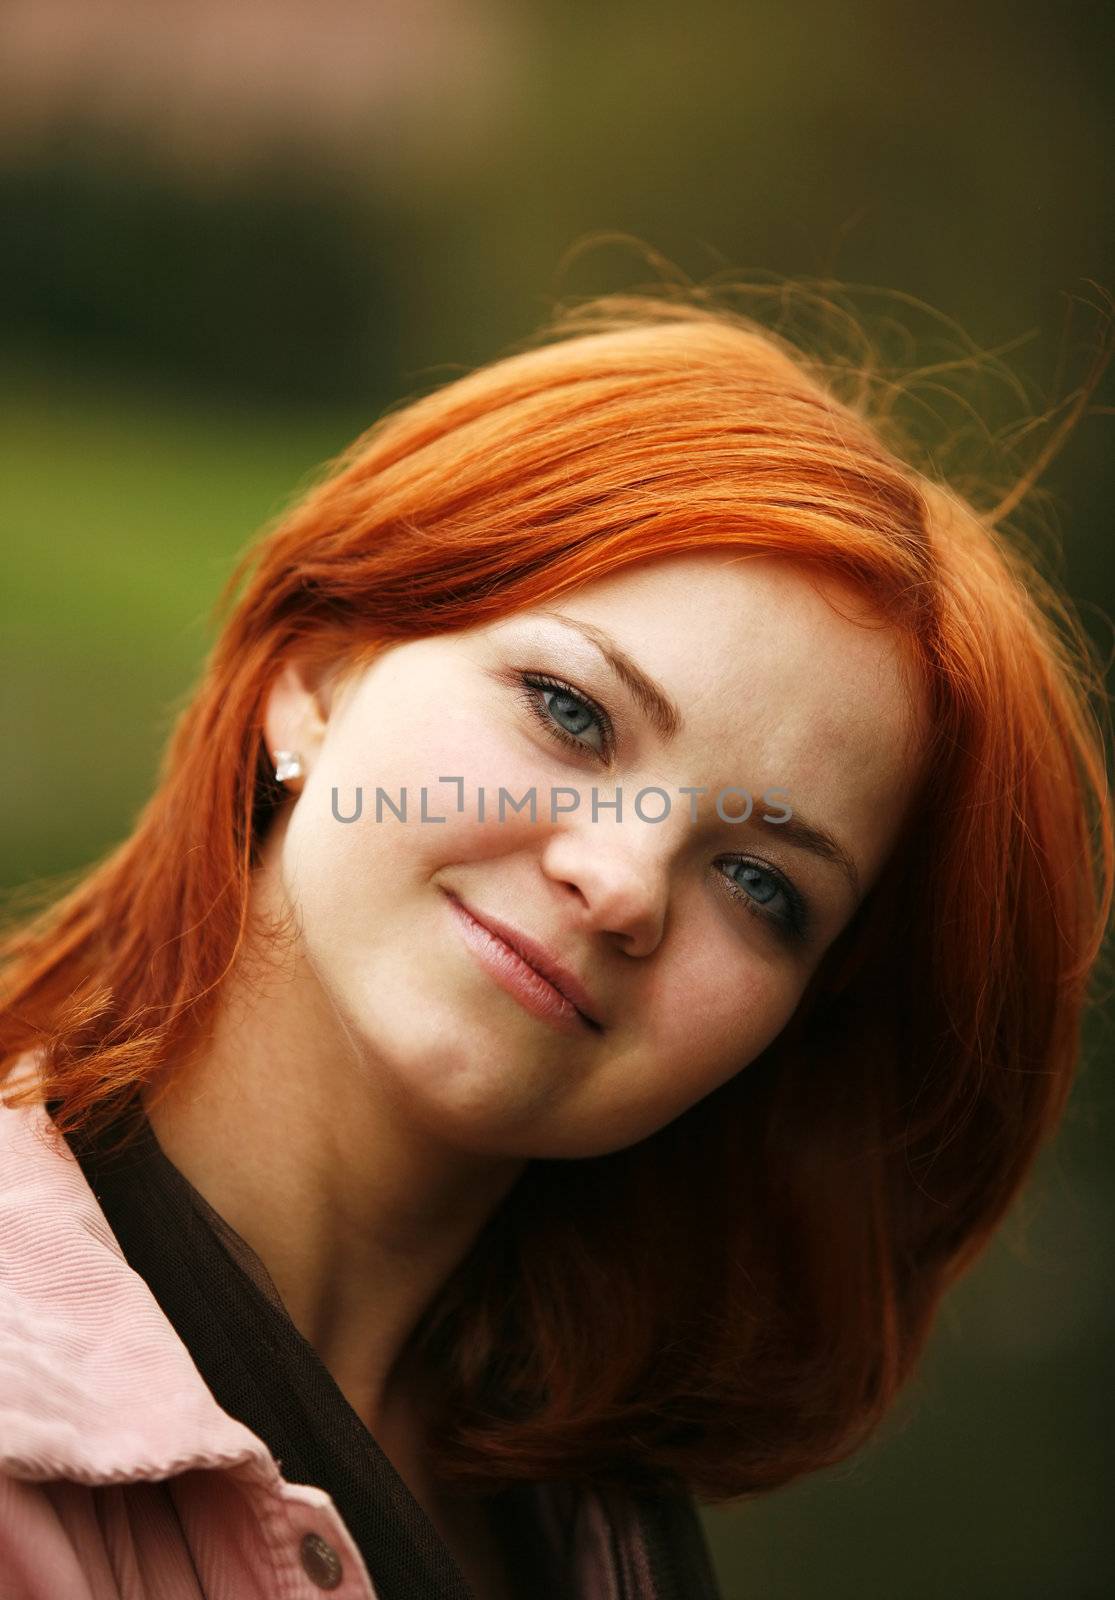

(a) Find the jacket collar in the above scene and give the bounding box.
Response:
[0,1053,277,1488]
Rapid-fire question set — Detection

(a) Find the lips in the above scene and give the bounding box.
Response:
[443,891,604,1030]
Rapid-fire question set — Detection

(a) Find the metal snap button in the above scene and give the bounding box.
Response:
[300,1530,343,1590]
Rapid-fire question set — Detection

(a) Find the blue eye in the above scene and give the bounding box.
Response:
[720,858,808,942]
[516,672,613,759]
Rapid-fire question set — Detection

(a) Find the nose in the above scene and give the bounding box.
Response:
[539,811,679,958]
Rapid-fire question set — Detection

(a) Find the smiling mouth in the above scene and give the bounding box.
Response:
[444,893,603,1037]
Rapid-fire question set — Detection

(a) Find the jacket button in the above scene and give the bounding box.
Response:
[300,1531,343,1589]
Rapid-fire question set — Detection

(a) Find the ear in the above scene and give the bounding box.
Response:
[262,654,344,787]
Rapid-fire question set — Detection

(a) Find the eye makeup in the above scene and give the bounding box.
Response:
[514,671,615,762]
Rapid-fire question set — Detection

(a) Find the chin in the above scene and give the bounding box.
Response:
[373,1029,543,1138]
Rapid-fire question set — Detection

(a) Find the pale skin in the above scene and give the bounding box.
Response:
[142,551,930,1597]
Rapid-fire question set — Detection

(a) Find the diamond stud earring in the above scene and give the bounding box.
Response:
[273,750,304,784]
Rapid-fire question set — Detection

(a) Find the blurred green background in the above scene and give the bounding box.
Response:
[1,2,1112,1595]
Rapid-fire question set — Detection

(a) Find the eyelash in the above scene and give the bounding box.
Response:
[515,670,616,760]
[513,670,809,943]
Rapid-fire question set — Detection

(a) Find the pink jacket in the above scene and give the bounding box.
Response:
[0,1060,641,1600]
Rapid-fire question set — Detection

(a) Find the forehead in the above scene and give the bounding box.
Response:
[488,552,930,894]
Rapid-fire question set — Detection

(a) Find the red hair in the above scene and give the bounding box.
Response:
[2,290,1111,1502]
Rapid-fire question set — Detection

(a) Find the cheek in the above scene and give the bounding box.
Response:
[553,951,805,1161]
[631,947,804,1124]
[274,718,547,958]
[290,700,531,895]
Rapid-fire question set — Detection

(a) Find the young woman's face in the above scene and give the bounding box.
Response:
[263,552,928,1159]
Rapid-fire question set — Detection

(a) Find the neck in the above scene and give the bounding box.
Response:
[141,937,525,1439]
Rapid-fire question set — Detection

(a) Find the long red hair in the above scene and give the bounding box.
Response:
[2,291,1111,1502]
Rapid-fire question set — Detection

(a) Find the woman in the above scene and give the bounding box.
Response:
[1,290,1110,1600]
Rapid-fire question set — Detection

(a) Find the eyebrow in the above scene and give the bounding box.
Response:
[531,610,684,741]
[521,609,863,904]
[762,811,862,904]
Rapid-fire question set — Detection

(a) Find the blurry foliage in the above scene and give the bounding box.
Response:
[0,144,404,407]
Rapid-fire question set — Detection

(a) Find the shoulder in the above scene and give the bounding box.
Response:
[0,1059,271,1490]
